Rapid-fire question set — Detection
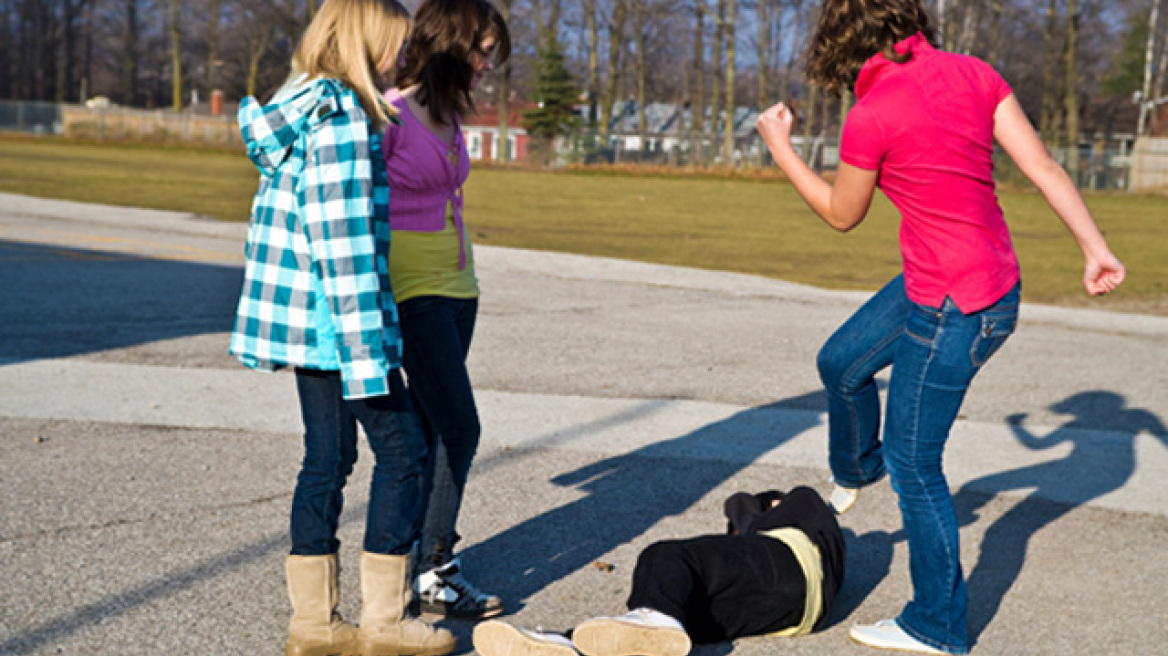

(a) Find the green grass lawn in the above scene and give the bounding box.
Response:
[2,134,1165,315]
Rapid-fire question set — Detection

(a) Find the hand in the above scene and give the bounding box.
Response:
[1083,251,1126,295]
[755,102,798,151]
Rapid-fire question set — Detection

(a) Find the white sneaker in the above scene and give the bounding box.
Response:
[414,557,504,619]
[829,480,861,514]
[848,619,946,654]
[474,620,579,656]
[572,609,690,656]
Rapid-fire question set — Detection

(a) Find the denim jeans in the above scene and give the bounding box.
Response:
[289,367,427,557]
[398,296,481,568]
[818,275,1019,655]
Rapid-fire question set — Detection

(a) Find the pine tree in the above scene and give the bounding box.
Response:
[524,32,579,163]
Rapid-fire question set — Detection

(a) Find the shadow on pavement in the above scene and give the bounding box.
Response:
[459,390,828,614]
[831,390,1166,644]
[0,240,241,363]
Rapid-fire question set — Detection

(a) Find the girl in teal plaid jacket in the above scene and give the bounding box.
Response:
[231,2,454,656]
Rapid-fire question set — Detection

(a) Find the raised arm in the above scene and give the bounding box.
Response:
[993,94,1126,295]
[756,102,878,232]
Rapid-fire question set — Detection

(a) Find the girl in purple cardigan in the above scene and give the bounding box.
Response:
[381,0,511,621]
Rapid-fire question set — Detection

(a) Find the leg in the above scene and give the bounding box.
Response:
[290,368,360,556]
[880,289,1019,654]
[348,368,429,556]
[626,536,806,643]
[818,275,912,488]
[398,296,481,564]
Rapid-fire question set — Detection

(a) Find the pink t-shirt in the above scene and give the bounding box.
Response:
[841,33,1019,313]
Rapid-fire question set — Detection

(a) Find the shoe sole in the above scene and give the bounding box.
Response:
[419,599,504,620]
[571,618,691,656]
[473,621,578,656]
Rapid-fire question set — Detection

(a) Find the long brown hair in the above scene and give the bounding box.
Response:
[805,0,937,94]
[397,0,512,125]
[292,0,411,131]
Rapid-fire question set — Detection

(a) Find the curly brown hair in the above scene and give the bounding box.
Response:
[805,0,937,94]
[397,0,511,125]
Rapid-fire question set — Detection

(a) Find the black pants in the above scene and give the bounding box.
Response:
[626,534,808,644]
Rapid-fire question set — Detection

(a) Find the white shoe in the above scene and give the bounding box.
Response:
[474,620,579,656]
[848,619,946,654]
[829,480,861,514]
[572,609,690,656]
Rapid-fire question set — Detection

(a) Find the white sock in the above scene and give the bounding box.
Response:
[624,608,685,631]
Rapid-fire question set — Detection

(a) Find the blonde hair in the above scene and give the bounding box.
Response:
[292,0,411,131]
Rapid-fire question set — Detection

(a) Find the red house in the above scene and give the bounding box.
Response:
[462,98,534,162]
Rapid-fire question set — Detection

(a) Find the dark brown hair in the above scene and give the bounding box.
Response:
[805,0,937,94]
[397,0,512,125]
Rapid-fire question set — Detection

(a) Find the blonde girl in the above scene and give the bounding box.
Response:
[232,1,454,655]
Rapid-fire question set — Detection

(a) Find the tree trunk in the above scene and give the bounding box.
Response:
[692,1,705,165]
[802,84,817,163]
[1039,0,1060,147]
[712,0,724,151]
[122,0,139,106]
[206,0,221,91]
[838,89,852,149]
[498,0,512,161]
[936,0,950,48]
[1063,0,1079,182]
[957,0,980,56]
[586,0,599,127]
[1137,0,1161,135]
[988,0,1003,67]
[633,0,647,157]
[756,0,769,109]
[170,0,182,111]
[599,0,626,142]
[722,0,735,167]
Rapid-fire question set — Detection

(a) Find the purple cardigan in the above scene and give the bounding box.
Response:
[381,88,473,268]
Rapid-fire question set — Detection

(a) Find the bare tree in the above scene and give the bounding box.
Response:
[122,0,140,105]
[756,0,771,109]
[722,0,736,166]
[1064,0,1080,179]
[206,0,221,92]
[956,0,981,55]
[585,0,600,126]
[988,0,1003,66]
[599,0,627,141]
[169,0,182,110]
[1138,0,1162,135]
[497,0,512,161]
[1040,0,1062,147]
[691,0,705,163]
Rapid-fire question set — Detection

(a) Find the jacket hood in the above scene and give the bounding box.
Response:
[238,75,345,176]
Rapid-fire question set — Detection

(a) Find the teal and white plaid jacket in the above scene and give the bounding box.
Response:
[230,76,401,400]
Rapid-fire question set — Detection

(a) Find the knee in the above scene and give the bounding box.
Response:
[816,342,852,391]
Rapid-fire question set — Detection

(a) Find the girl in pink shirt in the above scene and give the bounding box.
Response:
[381,0,510,621]
[756,1,1124,654]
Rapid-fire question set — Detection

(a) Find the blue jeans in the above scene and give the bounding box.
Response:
[818,275,1019,654]
[398,296,481,568]
[289,367,427,557]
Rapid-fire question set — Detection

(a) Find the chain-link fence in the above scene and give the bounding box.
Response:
[0,100,241,147]
[554,127,1156,191]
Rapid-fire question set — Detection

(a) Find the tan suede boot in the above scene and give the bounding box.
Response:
[285,554,359,656]
[357,552,457,656]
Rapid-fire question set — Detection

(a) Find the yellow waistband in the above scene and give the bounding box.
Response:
[759,527,824,637]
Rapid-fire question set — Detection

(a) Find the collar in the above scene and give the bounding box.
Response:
[853,32,934,99]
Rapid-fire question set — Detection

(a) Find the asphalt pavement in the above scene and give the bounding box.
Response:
[0,192,1165,656]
